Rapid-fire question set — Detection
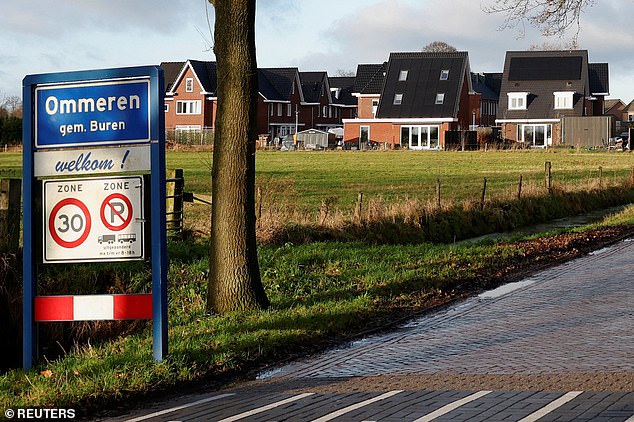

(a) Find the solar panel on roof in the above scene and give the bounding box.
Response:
[508,56,583,81]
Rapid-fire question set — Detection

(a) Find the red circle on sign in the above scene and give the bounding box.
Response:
[48,198,92,248]
[100,193,133,231]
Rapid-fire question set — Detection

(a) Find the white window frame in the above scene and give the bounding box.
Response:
[398,70,409,81]
[520,123,552,148]
[277,103,283,116]
[176,100,201,115]
[508,92,528,110]
[164,103,169,113]
[372,99,379,116]
[287,103,292,117]
[440,69,450,80]
[435,93,445,105]
[403,125,440,150]
[554,91,574,110]
[185,78,194,93]
[393,93,403,105]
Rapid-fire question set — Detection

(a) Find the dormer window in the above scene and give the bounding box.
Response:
[398,70,409,81]
[554,91,574,110]
[435,93,445,104]
[508,92,528,110]
[440,70,450,80]
[185,78,194,93]
[393,93,403,105]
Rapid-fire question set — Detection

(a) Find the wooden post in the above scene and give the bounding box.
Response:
[165,169,184,235]
[480,177,487,210]
[544,161,552,193]
[598,166,603,189]
[354,192,364,224]
[517,175,523,200]
[435,178,441,209]
[256,186,263,226]
[0,178,21,254]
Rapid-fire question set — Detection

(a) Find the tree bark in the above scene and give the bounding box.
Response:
[207,0,270,313]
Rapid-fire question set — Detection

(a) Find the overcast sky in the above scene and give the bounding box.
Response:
[1,0,632,102]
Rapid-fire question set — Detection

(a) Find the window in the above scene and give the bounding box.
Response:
[176,100,201,114]
[185,78,194,93]
[372,99,379,116]
[164,104,169,113]
[440,69,450,80]
[398,70,409,81]
[360,126,370,149]
[403,125,440,150]
[287,104,292,117]
[435,93,445,105]
[508,92,528,110]
[323,106,328,117]
[520,124,552,147]
[277,103,283,116]
[393,93,403,105]
[554,91,574,110]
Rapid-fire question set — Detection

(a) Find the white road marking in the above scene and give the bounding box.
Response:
[216,393,314,422]
[517,391,584,422]
[310,390,403,422]
[624,414,634,422]
[412,390,493,422]
[124,393,235,422]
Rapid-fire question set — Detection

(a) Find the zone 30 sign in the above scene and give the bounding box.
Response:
[43,176,144,263]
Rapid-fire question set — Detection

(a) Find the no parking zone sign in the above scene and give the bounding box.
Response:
[22,66,167,369]
[43,176,144,263]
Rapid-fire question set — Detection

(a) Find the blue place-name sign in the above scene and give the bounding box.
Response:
[35,79,150,148]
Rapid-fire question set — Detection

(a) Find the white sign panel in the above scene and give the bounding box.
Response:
[34,145,151,177]
[43,176,144,263]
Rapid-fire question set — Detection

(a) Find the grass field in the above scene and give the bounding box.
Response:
[3,148,632,205]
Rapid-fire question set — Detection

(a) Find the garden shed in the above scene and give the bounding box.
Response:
[297,129,336,150]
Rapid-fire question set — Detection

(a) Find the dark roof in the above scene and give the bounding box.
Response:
[508,56,583,81]
[329,76,357,106]
[471,72,502,101]
[258,68,299,101]
[189,60,217,94]
[376,51,470,119]
[300,71,329,104]
[159,61,185,92]
[588,63,609,95]
[497,50,591,120]
[353,63,387,95]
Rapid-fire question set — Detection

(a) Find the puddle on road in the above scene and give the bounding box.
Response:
[477,278,538,299]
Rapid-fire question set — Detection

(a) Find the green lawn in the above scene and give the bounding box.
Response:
[2,149,632,207]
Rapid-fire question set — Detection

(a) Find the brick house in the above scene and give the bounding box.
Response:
[161,61,357,144]
[495,50,609,147]
[162,60,217,142]
[343,52,481,149]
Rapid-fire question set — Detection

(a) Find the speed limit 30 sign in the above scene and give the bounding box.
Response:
[43,175,144,263]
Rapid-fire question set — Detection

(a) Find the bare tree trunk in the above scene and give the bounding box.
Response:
[207,0,270,313]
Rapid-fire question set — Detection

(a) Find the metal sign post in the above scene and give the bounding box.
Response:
[22,66,167,369]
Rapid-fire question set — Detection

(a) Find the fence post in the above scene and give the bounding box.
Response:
[435,178,441,209]
[354,192,364,224]
[544,161,552,193]
[165,169,184,235]
[598,166,603,189]
[0,178,21,254]
[517,175,523,200]
[480,177,487,210]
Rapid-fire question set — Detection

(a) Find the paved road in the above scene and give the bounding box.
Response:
[111,239,634,421]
